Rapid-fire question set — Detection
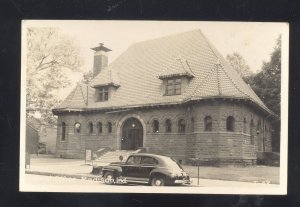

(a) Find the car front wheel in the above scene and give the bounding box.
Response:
[151,176,165,186]
[104,172,115,185]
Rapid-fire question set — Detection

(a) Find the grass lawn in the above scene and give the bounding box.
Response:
[182,165,280,184]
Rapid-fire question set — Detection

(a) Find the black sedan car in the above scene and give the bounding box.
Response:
[101,153,191,186]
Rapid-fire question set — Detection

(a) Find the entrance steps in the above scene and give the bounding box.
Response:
[95,150,135,164]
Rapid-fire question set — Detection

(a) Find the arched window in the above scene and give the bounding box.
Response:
[96,122,102,134]
[243,117,247,133]
[178,119,185,133]
[250,119,255,144]
[108,122,112,133]
[152,120,159,133]
[165,119,172,133]
[226,116,235,132]
[61,122,66,141]
[88,122,93,134]
[204,116,212,131]
[74,122,81,134]
[191,118,195,132]
[257,120,261,135]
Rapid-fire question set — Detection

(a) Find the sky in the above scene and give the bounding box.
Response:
[23,20,288,98]
[25,20,286,72]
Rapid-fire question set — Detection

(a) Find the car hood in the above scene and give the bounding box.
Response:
[109,161,125,166]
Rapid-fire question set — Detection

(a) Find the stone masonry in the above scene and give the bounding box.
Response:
[56,99,272,165]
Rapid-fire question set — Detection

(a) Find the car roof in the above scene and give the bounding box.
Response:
[129,153,174,162]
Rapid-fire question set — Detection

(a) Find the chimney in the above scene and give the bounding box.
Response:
[91,43,112,77]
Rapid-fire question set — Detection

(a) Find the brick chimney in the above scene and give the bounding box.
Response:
[91,43,112,77]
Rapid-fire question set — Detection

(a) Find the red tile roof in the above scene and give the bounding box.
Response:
[54,30,271,115]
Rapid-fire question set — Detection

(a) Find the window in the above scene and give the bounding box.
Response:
[141,157,158,165]
[88,122,93,134]
[165,78,181,95]
[97,87,109,102]
[74,122,81,134]
[243,118,247,133]
[226,116,235,132]
[107,122,112,133]
[250,119,255,144]
[126,156,141,165]
[204,116,212,131]
[61,122,66,141]
[165,119,172,133]
[96,122,102,134]
[152,120,159,133]
[191,118,195,132]
[257,120,261,135]
[178,119,185,133]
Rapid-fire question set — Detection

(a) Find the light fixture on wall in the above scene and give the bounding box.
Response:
[132,123,135,128]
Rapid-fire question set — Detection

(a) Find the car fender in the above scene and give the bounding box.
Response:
[102,165,122,177]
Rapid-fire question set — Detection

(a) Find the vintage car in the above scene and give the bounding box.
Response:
[101,153,191,186]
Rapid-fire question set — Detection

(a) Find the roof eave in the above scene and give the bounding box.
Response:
[158,73,194,80]
[91,83,120,88]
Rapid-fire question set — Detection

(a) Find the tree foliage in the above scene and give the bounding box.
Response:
[26,28,83,125]
[247,35,281,152]
[226,52,253,81]
[81,70,94,84]
[248,36,281,117]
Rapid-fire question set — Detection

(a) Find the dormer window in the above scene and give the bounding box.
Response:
[97,87,108,102]
[165,78,181,96]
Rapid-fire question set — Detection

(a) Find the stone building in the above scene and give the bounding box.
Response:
[53,30,275,165]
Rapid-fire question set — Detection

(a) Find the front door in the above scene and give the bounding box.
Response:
[121,118,143,150]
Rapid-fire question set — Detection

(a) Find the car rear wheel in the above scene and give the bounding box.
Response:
[104,172,115,185]
[151,176,165,186]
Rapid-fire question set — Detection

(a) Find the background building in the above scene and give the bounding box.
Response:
[26,116,57,154]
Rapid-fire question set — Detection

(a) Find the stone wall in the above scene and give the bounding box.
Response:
[55,100,272,165]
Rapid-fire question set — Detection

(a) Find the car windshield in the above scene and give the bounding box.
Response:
[163,157,183,170]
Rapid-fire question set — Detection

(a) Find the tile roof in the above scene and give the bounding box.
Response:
[55,30,271,115]
[90,68,120,87]
[158,58,195,79]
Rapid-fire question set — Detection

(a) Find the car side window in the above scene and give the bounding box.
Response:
[126,156,141,165]
[141,157,158,165]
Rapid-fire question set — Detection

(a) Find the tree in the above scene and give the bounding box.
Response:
[247,35,281,152]
[26,28,83,125]
[81,70,94,84]
[226,52,253,81]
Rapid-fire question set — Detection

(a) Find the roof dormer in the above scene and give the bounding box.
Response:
[90,69,120,102]
[158,58,194,96]
[158,58,195,80]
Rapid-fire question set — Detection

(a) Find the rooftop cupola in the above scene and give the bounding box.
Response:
[91,43,112,77]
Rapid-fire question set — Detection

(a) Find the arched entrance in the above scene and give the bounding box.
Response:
[121,117,143,150]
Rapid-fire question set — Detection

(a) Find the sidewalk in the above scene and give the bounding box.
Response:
[25,155,279,186]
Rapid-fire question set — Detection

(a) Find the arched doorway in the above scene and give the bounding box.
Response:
[121,117,143,150]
